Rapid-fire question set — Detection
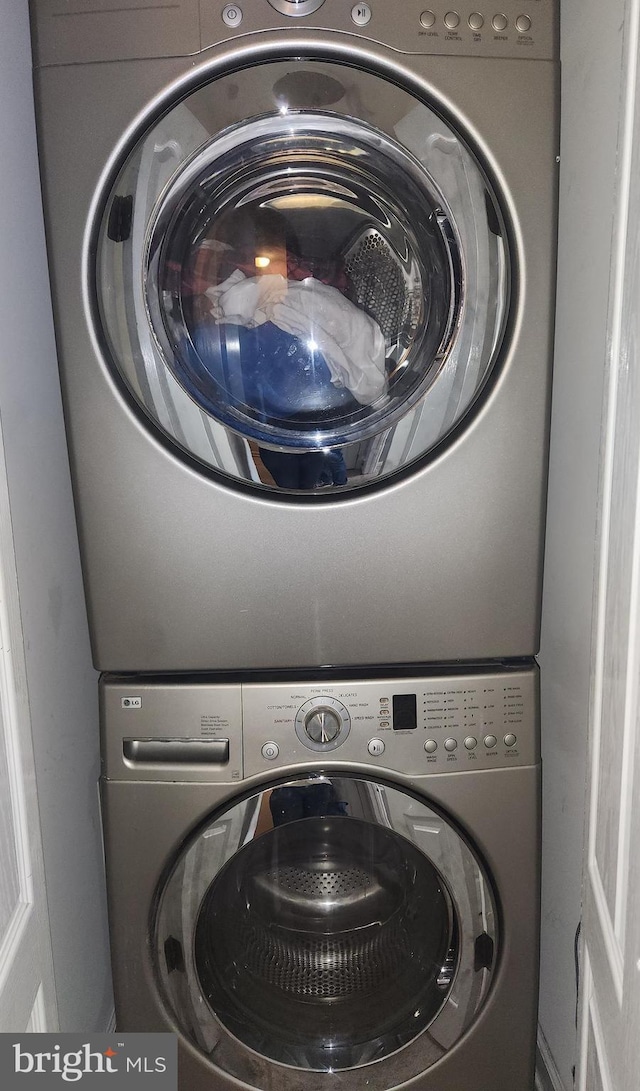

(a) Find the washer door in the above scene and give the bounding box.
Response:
[96,59,509,496]
[153,775,497,1090]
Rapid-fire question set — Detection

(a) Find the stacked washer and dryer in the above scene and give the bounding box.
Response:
[30,1,558,1088]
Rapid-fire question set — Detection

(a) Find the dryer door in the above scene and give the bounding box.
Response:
[153,774,497,1090]
[96,58,509,495]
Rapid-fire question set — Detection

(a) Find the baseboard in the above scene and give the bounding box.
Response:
[536,1028,568,1091]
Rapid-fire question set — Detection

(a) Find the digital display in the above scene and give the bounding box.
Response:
[392,693,417,730]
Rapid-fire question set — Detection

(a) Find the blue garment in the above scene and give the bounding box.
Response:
[174,319,351,487]
[184,319,355,423]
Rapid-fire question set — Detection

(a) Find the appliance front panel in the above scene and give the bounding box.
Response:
[101,767,540,1091]
[34,43,557,670]
[100,664,540,1090]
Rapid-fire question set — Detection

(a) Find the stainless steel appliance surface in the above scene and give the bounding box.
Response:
[100,663,541,1090]
[30,0,559,671]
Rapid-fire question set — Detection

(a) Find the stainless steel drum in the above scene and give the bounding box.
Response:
[194,816,454,1068]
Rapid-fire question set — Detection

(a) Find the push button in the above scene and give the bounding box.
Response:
[464,736,478,750]
[492,13,508,31]
[424,739,438,754]
[261,741,279,760]
[516,14,532,32]
[420,10,436,27]
[368,738,385,756]
[444,11,461,29]
[351,3,372,25]
[484,734,498,748]
[469,12,484,29]
[504,733,518,748]
[222,4,243,27]
[444,737,458,752]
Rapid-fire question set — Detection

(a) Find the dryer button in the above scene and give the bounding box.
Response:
[469,12,485,29]
[368,738,385,756]
[261,741,280,761]
[351,3,372,25]
[492,13,509,31]
[420,10,436,27]
[222,5,243,27]
[516,14,532,33]
[444,11,461,29]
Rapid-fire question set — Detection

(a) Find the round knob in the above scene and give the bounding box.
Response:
[304,707,342,745]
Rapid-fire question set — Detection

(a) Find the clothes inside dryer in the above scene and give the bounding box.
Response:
[193,814,454,1069]
[149,115,454,460]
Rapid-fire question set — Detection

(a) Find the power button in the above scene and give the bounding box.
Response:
[222,5,243,27]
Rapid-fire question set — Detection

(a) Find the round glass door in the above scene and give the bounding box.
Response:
[96,58,510,495]
[153,775,497,1090]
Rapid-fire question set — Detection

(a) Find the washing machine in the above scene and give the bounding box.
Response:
[100,662,540,1089]
[30,1,559,672]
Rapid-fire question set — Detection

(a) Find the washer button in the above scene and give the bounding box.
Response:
[516,14,532,32]
[424,739,438,754]
[484,734,498,748]
[351,3,372,25]
[444,737,458,752]
[492,13,508,31]
[420,10,436,27]
[444,11,461,29]
[504,733,518,748]
[222,4,243,27]
[468,12,484,29]
[464,736,478,750]
[368,738,385,756]
[261,741,279,760]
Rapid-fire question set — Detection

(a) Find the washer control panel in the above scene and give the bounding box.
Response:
[242,666,538,777]
[102,666,538,782]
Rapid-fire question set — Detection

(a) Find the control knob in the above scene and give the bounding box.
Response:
[304,707,341,745]
[295,696,351,751]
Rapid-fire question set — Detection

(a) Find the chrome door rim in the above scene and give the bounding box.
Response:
[152,774,498,1088]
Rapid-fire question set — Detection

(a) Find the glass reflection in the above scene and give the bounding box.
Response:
[153,774,497,1088]
[179,203,365,487]
[98,63,509,493]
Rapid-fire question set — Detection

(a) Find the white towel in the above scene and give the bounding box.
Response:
[205,271,387,405]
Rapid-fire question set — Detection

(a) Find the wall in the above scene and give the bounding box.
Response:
[538,0,625,1085]
[0,0,112,1032]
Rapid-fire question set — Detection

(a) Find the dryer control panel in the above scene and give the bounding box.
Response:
[101,665,539,782]
[30,0,558,66]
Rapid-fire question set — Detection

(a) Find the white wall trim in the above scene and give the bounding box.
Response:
[587,858,624,1002]
[0,421,35,910]
[587,985,616,1091]
[613,0,640,956]
[586,0,640,1005]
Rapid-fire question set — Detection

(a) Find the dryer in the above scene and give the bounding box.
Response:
[100,662,540,1090]
[30,1,559,671]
